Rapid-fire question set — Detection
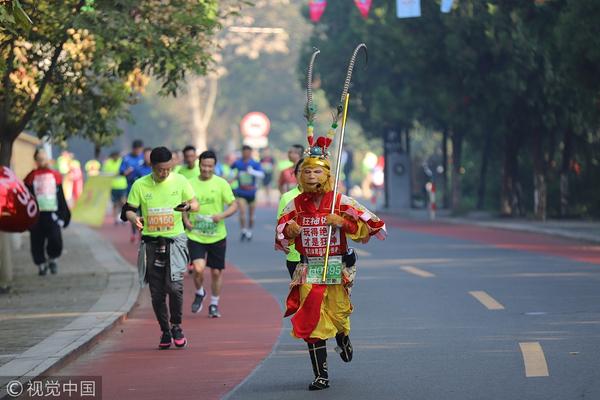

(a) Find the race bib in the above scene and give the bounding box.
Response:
[147,207,175,232]
[33,173,58,212]
[193,214,217,237]
[238,172,254,187]
[306,256,342,285]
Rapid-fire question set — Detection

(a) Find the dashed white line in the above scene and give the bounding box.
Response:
[400,266,435,278]
[519,342,550,377]
[469,291,505,310]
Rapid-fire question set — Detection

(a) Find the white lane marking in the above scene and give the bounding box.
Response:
[400,266,435,278]
[469,291,505,310]
[519,342,550,377]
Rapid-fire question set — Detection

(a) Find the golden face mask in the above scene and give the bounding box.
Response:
[299,157,333,193]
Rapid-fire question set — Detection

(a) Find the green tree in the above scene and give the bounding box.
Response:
[0,0,220,165]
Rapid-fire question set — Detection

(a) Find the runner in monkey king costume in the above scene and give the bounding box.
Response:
[275,46,386,391]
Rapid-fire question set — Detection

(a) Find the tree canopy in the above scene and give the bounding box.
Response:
[300,0,600,218]
[0,0,221,165]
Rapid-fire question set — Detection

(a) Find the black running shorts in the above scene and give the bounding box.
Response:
[188,238,227,270]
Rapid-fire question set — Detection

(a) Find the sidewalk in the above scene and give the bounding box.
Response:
[380,208,600,244]
[0,224,138,395]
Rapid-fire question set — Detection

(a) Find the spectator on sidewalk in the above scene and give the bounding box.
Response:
[278,144,304,195]
[178,145,199,180]
[24,148,71,276]
[122,146,198,350]
[183,150,238,318]
[102,151,128,224]
[230,145,264,242]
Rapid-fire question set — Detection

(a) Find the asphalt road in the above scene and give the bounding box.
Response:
[225,207,600,400]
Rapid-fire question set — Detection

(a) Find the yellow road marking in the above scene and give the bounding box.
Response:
[400,266,435,278]
[519,342,550,377]
[469,291,505,310]
[354,248,371,257]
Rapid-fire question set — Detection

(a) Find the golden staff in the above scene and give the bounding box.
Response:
[322,92,351,282]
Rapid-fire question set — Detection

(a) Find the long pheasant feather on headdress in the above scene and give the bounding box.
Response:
[332,43,368,127]
[304,48,320,148]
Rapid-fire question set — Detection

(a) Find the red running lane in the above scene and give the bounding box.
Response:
[57,222,282,400]
[383,216,600,265]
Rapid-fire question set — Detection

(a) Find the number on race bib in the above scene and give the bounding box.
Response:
[193,215,217,236]
[147,208,175,232]
[306,256,342,285]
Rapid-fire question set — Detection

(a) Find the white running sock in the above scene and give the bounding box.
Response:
[210,296,219,306]
[196,287,205,296]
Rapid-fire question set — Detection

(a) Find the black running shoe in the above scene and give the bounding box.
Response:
[208,304,221,318]
[37,264,48,276]
[171,325,187,348]
[47,260,57,275]
[308,377,329,391]
[191,293,205,314]
[158,331,172,350]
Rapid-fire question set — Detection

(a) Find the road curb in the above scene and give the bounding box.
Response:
[0,224,139,398]
[436,217,600,244]
[379,210,600,244]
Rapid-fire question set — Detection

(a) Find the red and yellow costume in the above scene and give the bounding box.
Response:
[276,189,385,341]
[276,43,379,391]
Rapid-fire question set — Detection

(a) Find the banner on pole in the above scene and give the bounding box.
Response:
[309,0,327,23]
[354,0,372,19]
[71,176,113,227]
[396,0,421,18]
[441,0,454,13]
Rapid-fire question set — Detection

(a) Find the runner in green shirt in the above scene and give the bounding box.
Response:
[102,151,128,224]
[122,146,199,350]
[183,150,238,318]
[178,145,200,179]
[277,158,303,278]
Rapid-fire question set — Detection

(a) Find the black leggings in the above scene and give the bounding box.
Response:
[29,213,63,265]
[146,244,184,332]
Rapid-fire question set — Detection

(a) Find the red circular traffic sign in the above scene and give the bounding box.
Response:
[240,112,271,138]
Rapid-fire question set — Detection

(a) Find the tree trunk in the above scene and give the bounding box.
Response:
[500,133,521,217]
[0,232,13,292]
[560,128,573,217]
[451,130,463,210]
[533,173,547,221]
[476,129,492,210]
[190,75,218,152]
[94,144,101,160]
[442,129,449,209]
[532,129,547,221]
[0,133,15,166]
